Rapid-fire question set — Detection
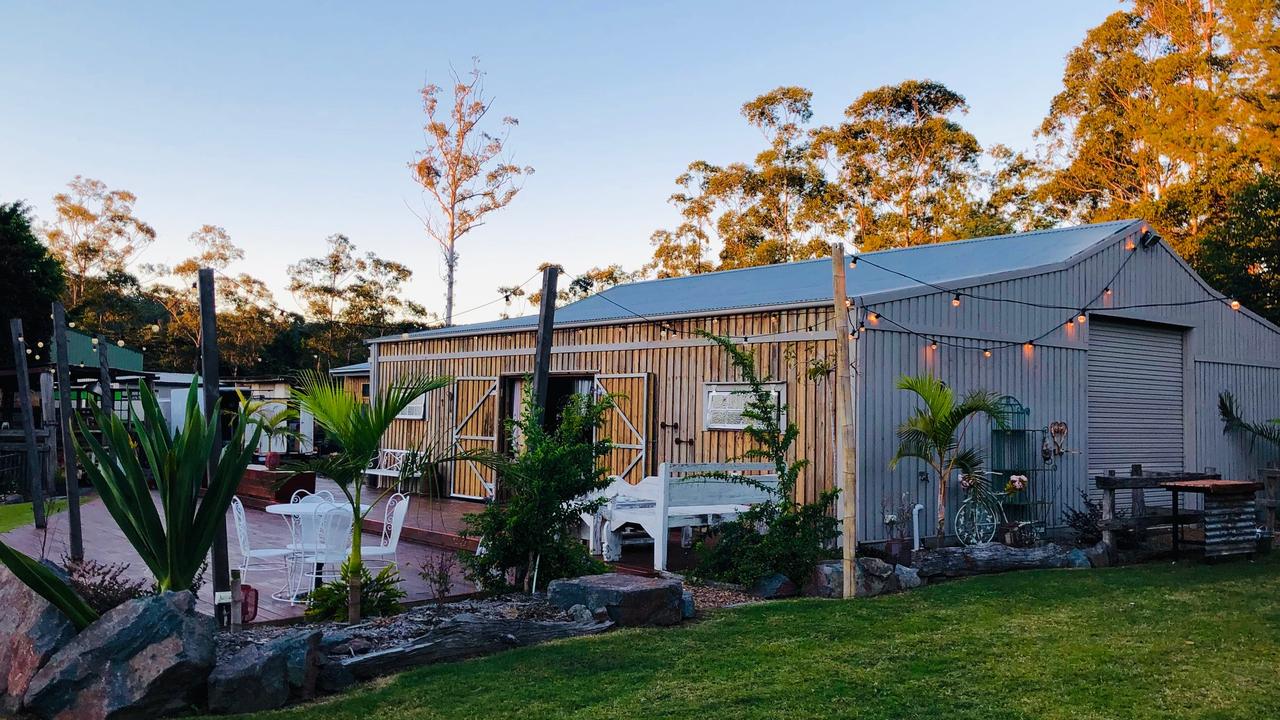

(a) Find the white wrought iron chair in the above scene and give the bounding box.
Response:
[362,493,410,568]
[290,489,336,504]
[230,497,291,585]
[289,502,354,605]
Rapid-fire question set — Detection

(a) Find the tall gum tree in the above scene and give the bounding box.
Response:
[410,59,533,326]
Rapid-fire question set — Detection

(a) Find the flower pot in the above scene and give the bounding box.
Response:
[264,451,282,471]
[884,538,913,566]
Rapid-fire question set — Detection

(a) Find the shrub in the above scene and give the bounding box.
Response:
[691,333,839,588]
[419,552,457,605]
[305,559,406,621]
[1063,490,1132,547]
[460,386,613,593]
[62,556,151,614]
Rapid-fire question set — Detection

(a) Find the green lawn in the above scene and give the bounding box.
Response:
[234,557,1280,720]
[0,498,72,533]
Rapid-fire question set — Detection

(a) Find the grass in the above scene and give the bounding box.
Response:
[0,498,74,533]
[230,556,1280,720]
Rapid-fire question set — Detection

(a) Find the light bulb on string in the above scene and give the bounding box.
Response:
[150,324,159,333]
[951,295,961,308]
[68,321,75,328]
[868,312,878,322]
[1076,313,1087,324]
[983,349,992,358]
[929,339,939,350]
[1230,299,1241,311]
[36,341,43,348]
[1104,287,1112,297]
[116,340,125,347]
[848,256,857,268]
[91,337,98,346]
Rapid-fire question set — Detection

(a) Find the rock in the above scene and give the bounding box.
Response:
[1065,548,1091,569]
[894,564,922,590]
[680,591,695,619]
[804,561,844,598]
[1084,541,1113,568]
[24,591,215,720]
[2,494,24,505]
[207,630,322,714]
[316,657,356,694]
[750,573,798,599]
[566,604,594,624]
[855,557,900,598]
[547,573,683,626]
[0,565,77,715]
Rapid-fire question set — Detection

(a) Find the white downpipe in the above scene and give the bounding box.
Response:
[911,504,926,551]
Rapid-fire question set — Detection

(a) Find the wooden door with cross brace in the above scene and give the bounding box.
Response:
[452,376,499,499]
[593,373,653,484]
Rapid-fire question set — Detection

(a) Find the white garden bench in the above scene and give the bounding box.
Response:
[367,448,411,489]
[587,462,779,572]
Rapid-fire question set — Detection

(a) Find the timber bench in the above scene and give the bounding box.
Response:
[588,461,779,572]
[1094,466,1218,548]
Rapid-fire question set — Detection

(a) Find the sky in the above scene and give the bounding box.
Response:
[1,1,1118,325]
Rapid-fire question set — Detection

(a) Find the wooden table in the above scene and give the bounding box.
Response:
[1160,479,1263,560]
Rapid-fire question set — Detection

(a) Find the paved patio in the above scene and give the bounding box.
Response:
[0,491,476,624]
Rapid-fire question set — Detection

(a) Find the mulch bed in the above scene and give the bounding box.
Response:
[216,594,570,664]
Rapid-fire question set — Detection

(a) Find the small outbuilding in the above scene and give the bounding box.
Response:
[367,220,1280,542]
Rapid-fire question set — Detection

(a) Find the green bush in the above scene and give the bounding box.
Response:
[691,333,838,588]
[305,559,406,621]
[461,385,614,593]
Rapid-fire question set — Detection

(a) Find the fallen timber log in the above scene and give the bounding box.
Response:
[340,614,613,681]
[914,542,1090,579]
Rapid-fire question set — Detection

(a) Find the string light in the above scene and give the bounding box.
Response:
[68,321,75,328]
[36,341,43,348]
[1076,313,1087,324]
[1230,299,1241,311]
[929,339,939,350]
[951,294,961,308]
[983,349,992,358]
[1104,287,1112,296]
[91,337,98,346]
[848,256,858,269]
[1024,342,1034,351]
[116,339,125,347]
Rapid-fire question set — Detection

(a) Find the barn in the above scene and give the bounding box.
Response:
[367,219,1280,544]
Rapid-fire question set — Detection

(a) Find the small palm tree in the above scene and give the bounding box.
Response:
[1219,391,1280,451]
[237,391,301,468]
[890,374,1008,541]
[291,370,451,622]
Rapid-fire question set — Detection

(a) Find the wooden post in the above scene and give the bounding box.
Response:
[38,372,56,494]
[530,265,559,427]
[1101,470,1115,548]
[9,320,45,528]
[96,334,113,415]
[230,569,243,631]
[830,244,858,599]
[198,269,233,629]
[52,303,82,560]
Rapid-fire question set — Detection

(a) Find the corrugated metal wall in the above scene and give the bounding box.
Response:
[854,232,1280,542]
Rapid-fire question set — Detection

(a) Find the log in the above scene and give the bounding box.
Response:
[914,542,1090,579]
[340,614,613,681]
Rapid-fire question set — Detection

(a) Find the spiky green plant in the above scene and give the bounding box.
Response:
[290,370,451,622]
[72,379,261,593]
[0,541,99,630]
[890,374,1009,541]
[1219,391,1280,451]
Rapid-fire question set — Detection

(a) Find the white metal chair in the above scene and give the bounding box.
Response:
[290,489,335,504]
[230,496,290,585]
[362,493,409,568]
[289,502,353,605]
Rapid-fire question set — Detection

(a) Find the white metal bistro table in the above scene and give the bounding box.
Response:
[264,502,370,601]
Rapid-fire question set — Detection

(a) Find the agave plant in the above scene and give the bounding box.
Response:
[0,541,99,630]
[73,379,261,593]
[890,374,1009,540]
[290,370,451,622]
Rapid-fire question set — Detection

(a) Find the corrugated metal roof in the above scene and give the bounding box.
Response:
[329,361,370,376]
[376,220,1140,342]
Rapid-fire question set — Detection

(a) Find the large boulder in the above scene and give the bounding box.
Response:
[207,630,322,714]
[0,565,77,715]
[1084,541,1113,568]
[855,557,900,598]
[750,573,798,599]
[548,573,683,626]
[24,591,215,720]
[804,561,844,598]
[894,564,922,590]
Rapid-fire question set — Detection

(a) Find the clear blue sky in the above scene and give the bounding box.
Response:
[0,1,1117,324]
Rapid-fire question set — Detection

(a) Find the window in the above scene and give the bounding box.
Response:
[394,387,428,420]
[360,383,370,399]
[702,382,785,431]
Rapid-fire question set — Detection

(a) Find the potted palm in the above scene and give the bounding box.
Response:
[237,391,301,470]
[890,374,1008,544]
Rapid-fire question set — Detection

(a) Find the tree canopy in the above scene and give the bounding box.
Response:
[0,201,65,367]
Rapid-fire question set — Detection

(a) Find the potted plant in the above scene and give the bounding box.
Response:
[237,391,301,470]
[881,493,914,565]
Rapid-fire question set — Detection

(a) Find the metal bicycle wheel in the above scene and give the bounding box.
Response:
[955,499,999,546]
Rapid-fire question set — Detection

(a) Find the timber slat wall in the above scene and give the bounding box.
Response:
[375,308,838,504]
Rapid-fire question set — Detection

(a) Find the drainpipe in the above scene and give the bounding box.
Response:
[911,504,926,551]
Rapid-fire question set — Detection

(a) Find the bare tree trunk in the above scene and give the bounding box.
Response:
[443,240,457,326]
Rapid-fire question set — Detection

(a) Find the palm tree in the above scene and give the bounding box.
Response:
[237,390,301,469]
[889,374,1008,541]
[291,370,450,622]
[1219,391,1280,450]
